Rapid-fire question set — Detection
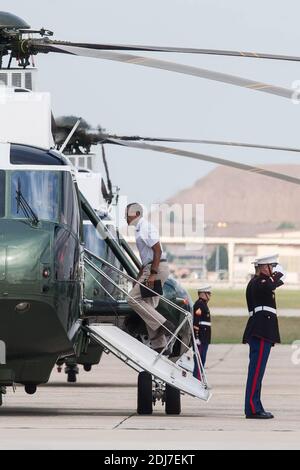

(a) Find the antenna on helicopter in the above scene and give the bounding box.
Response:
[101,144,113,206]
[59,118,81,154]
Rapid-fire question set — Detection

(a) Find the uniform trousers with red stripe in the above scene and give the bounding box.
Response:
[193,343,209,379]
[245,336,272,416]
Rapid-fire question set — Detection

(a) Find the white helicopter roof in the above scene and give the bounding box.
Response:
[0,86,53,149]
[0,142,72,172]
[75,168,105,211]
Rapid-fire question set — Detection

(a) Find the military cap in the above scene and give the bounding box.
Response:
[198,284,212,293]
[252,254,279,266]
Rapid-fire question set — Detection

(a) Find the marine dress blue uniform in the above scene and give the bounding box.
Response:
[193,286,212,379]
[243,255,284,419]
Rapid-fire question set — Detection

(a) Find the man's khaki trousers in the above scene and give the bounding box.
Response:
[128,262,170,349]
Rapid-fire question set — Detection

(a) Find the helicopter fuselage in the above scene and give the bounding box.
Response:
[0,142,82,385]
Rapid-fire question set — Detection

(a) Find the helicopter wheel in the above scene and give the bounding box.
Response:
[83,364,92,372]
[67,371,77,383]
[25,384,37,395]
[137,371,153,415]
[165,384,181,415]
[0,386,6,407]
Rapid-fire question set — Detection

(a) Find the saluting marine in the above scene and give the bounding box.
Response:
[193,285,212,379]
[243,254,284,419]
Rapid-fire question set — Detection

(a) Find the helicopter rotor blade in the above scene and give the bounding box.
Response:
[33,43,295,101]
[106,135,300,154]
[107,138,300,186]
[32,40,300,63]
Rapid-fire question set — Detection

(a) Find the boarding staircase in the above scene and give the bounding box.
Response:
[83,249,211,408]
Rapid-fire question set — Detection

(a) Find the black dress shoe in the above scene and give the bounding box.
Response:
[262,411,274,419]
[152,320,176,340]
[162,320,176,335]
[246,411,274,419]
[153,346,172,356]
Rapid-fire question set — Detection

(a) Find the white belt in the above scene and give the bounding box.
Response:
[249,306,276,316]
[199,321,211,326]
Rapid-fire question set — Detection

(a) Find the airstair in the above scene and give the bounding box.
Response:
[85,324,210,401]
[83,249,211,412]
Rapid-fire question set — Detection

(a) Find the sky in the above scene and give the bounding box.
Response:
[2,0,300,206]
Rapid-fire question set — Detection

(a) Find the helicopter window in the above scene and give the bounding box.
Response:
[54,227,80,282]
[68,157,75,167]
[25,73,33,90]
[12,73,22,88]
[87,157,92,170]
[79,157,85,168]
[0,74,8,86]
[83,223,107,259]
[10,171,59,222]
[83,222,124,299]
[0,171,5,217]
[10,144,65,166]
[61,172,80,234]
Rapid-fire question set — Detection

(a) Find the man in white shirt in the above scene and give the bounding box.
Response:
[126,203,175,352]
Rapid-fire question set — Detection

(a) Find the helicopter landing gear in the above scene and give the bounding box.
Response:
[83,364,92,372]
[0,386,6,406]
[56,359,64,373]
[137,371,153,415]
[25,384,37,395]
[165,384,181,415]
[65,364,79,383]
[137,372,182,416]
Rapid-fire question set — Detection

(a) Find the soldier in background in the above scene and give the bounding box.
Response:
[243,254,285,420]
[193,285,212,379]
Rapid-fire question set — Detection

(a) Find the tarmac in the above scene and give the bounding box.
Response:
[0,344,299,450]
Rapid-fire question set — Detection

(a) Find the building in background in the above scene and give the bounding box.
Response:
[123,165,300,288]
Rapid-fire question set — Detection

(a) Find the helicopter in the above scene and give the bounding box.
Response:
[0,11,300,415]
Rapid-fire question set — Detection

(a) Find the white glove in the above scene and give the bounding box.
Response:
[196,338,201,346]
[273,264,286,281]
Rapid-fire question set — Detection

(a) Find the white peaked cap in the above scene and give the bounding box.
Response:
[252,254,279,266]
[198,284,212,293]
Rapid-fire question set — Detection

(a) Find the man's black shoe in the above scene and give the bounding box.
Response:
[153,346,172,356]
[152,320,176,341]
[246,411,274,419]
[163,320,176,335]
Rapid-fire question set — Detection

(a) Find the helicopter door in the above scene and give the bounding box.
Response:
[83,222,126,302]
